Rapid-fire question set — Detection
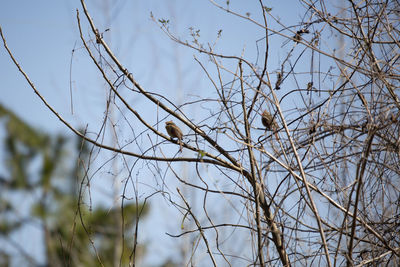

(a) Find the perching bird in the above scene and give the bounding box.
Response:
[165,121,183,152]
[261,110,278,131]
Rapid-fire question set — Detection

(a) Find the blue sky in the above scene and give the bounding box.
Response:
[1,1,306,266]
[1,0,300,135]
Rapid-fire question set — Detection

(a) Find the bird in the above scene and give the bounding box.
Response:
[261,110,278,131]
[165,121,183,152]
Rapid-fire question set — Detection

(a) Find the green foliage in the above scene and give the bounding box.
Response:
[0,104,148,266]
[0,105,48,149]
[198,150,206,160]
[0,221,21,235]
[158,18,170,25]
[263,6,272,12]
[0,104,48,189]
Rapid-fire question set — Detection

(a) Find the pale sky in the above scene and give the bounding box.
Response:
[0,1,303,266]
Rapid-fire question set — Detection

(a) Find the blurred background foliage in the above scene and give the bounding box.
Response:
[0,103,149,266]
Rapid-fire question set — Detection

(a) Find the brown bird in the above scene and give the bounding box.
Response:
[261,110,278,131]
[165,121,183,152]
